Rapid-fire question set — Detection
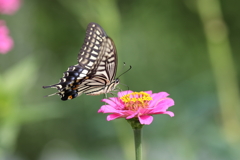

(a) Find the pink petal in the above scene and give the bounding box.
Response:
[149,92,170,107]
[137,108,152,117]
[0,0,21,15]
[126,111,138,119]
[138,115,153,125]
[0,34,13,54]
[151,92,169,100]
[98,105,118,113]
[152,98,174,112]
[102,98,118,108]
[144,90,152,95]
[109,97,119,102]
[109,97,124,109]
[150,111,174,117]
[118,90,133,97]
[107,113,123,121]
[0,21,13,54]
[121,110,134,115]
[165,111,174,117]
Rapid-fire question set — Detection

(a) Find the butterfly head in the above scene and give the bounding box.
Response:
[110,78,120,91]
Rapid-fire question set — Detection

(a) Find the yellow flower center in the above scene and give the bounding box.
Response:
[120,92,153,110]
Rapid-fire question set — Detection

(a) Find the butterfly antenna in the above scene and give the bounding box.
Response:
[117,65,132,79]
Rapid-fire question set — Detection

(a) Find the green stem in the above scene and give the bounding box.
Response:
[197,0,240,145]
[133,128,142,160]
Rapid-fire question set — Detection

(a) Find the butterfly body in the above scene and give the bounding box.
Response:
[43,23,119,100]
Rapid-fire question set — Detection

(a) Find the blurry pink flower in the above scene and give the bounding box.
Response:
[0,0,21,15]
[98,90,175,125]
[0,20,13,54]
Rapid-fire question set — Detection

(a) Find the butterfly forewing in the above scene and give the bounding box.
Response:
[78,23,107,73]
[43,22,119,100]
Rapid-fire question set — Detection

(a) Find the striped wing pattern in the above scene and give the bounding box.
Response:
[43,23,119,100]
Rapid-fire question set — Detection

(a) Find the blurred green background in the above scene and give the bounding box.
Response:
[1,0,240,160]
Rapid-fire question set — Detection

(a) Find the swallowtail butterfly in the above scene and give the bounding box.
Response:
[43,22,119,100]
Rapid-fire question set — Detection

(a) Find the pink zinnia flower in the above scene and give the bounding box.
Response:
[98,90,175,125]
[0,20,13,54]
[0,0,21,15]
